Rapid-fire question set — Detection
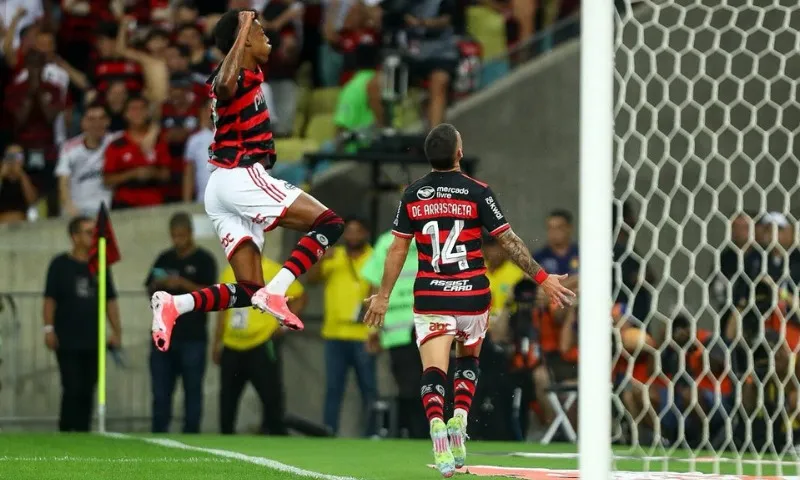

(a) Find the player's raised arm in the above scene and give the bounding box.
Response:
[215,10,255,99]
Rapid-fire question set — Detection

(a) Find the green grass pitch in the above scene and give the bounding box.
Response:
[0,433,798,479]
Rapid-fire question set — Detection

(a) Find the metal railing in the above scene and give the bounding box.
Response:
[0,292,158,431]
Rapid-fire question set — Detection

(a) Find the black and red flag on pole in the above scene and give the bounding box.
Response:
[89,203,121,276]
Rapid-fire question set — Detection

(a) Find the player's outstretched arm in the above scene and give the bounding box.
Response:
[216,11,255,99]
[496,228,576,308]
[363,236,412,327]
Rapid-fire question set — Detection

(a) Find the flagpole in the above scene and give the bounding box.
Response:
[97,236,107,434]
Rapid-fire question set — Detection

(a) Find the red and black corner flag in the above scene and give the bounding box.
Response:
[89,203,121,276]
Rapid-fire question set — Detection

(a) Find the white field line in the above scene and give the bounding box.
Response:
[101,432,362,480]
[0,456,230,463]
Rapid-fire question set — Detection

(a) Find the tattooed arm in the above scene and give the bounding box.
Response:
[495,229,543,279]
[495,228,576,308]
[215,11,255,100]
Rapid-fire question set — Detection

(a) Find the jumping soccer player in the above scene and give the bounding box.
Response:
[150,9,344,352]
[363,123,576,478]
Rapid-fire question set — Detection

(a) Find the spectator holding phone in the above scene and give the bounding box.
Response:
[0,144,38,224]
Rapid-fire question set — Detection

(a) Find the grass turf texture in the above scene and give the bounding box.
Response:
[1,434,800,479]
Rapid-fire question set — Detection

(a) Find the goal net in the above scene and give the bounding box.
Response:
[610,0,800,477]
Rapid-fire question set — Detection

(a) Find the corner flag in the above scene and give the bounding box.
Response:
[88,202,121,433]
[89,203,121,275]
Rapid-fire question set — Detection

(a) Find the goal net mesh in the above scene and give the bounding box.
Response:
[612,0,800,476]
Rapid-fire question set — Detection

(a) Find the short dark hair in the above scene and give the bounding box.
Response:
[125,94,148,109]
[671,314,690,333]
[344,215,369,230]
[84,100,107,115]
[68,216,92,236]
[424,123,459,170]
[170,212,193,231]
[177,22,204,39]
[548,209,573,225]
[96,22,119,40]
[213,9,257,54]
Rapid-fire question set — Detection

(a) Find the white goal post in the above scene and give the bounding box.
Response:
[581,0,800,478]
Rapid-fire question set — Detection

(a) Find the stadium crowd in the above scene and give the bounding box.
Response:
[0,0,580,224]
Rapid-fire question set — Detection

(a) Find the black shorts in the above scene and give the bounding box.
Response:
[407,58,459,86]
[543,352,578,383]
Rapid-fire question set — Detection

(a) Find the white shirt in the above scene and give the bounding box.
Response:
[0,0,44,50]
[184,128,214,203]
[55,134,113,215]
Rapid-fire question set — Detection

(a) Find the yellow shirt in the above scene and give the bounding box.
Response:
[486,261,526,315]
[219,258,305,350]
[320,245,373,341]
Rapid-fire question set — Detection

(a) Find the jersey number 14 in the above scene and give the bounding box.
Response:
[422,220,469,273]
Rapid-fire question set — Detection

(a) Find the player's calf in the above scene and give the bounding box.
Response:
[449,355,479,468]
[252,209,344,328]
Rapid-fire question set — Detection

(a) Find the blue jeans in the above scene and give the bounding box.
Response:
[323,340,377,435]
[150,340,207,433]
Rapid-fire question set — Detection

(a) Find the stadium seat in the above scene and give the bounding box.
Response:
[293,112,307,137]
[305,114,338,145]
[308,87,342,116]
[466,6,508,61]
[274,137,319,164]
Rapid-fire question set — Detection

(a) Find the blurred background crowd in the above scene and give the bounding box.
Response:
[0,0,580,224]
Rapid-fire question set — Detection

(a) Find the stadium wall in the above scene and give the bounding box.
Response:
[0,206,392,435]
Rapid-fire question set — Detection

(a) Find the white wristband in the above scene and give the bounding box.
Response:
[43,325,54,333]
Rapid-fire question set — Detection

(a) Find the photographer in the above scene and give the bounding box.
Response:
[0,144,38,224]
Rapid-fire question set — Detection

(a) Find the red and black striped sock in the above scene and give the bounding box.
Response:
[420,367,447,424]
[283,209,344,278]
[453,356,479,417]
[184,282,262,313]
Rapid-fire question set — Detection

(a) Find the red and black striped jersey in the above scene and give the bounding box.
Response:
[392,171,511,315]
[207,67,275,169]
[91,57,144,94]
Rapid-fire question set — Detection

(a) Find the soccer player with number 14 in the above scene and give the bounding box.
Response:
[363,123,576,478]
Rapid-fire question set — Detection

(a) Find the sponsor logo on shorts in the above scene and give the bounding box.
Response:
[283,181,297,190]
[435,385,446,396]
[316,234,329,246]
[462,370,476,381]
[226,284,237,308]
[417,186,435,201]
[221,233,234,249]
[253,213,268,224]
[421,385,433,396]
[429,322,448,332]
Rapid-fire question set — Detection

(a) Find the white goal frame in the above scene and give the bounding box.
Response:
[579,0,613,478]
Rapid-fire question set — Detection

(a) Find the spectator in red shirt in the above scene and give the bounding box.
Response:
[161,73,200,203]
[0,144,38,224]
[58,0,115,74]
[4,49,67,214]
[103,96,170,210]
[91,22,145,96]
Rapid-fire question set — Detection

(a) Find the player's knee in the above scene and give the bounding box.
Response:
[311,209,344,246]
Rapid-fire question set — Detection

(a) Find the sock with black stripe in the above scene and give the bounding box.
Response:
[172,281,263,314]
[420,367,448,424]
[265,209,343,296]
